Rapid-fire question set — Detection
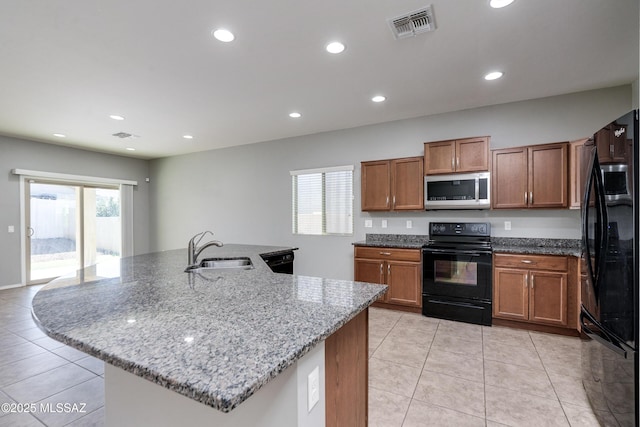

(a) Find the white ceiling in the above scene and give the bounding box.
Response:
[0,0,638,160]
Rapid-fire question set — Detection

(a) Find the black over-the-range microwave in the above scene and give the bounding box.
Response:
[424,172,490,210]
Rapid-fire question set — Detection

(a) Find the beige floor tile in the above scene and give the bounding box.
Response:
[561,401,619,427]
[368,387,410,427]
[64,407,104,427]
[485,384,569,427]
[430,332,483,359]
[483,339,544,371]
[368,357,422,398]
[402,399,485,427]
[484,359,555,399]
[394,313,439,333]
[547,371,592,408]
[386,325,436,347]
[436,320,483,343]
[423,348,484,383]
[413,371,485,418]
[372,336,429,368]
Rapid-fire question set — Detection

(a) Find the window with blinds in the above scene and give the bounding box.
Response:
[291,165,354,235]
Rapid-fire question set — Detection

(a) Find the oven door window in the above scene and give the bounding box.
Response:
[424,251,492,300]
[434,259,477,286]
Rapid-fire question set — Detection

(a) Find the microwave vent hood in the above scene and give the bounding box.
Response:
[424,172,491,210]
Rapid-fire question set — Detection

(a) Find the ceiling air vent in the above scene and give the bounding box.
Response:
[388,5,436,39]
[112,132,133,139]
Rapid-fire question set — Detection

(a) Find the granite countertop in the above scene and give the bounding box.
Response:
[31,244,386,413]
[353,234,429,249]
[492,237,582,257]
[353,234,582,256]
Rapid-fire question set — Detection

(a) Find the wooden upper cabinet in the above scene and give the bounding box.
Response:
[424,137,489,175]
[491,147,528,209]
[528,142,568,208]
[492,142,568,209]
[361,160,391,211]
[569,139,589,209]
[361,156,423,211]
[392,157,424,210]
[595,122,627,163]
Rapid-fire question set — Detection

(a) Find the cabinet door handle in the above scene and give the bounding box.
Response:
[529,192,533,205]
[380,263,384,281]
[521,260,533,264]
[456,157,460,169]
[524,192,528,204]
[524,274,528,288]
[379,252,391,255]
[610,144,614,158]
[393,195,396,207]
[387,264,391,278]
[530,274,534,289]
[386,196,389,206]
[451,158,455,170]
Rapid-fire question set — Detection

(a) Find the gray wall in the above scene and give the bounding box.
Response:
[149,85,633,281]
[0,136,151,287]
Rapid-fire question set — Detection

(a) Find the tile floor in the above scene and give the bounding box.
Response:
[0,285,104,427]
[0,285,603,427]
[368,307,605,427]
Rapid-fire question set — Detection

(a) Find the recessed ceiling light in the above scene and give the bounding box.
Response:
[110,115,125,121]
[184,336,195,343]
[212,29,235,42]
[289,112,302,118]
[53,133,66,138]
[183,135,194,139]
[489,0,515,8]
[371,95,386,103]
[484,71,504,81]
[125,147,136,151]
[326,41,345,54]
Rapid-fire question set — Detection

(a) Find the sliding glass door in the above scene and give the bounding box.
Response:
[26,181,121,284]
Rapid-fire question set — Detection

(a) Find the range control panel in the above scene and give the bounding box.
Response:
[429,222,491,237]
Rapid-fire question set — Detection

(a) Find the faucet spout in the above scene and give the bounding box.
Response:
[188,231,224,266]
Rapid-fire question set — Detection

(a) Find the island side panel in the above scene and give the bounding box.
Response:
[325,308,368,427]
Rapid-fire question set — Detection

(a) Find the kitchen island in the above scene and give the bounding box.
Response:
[31,245,386,427]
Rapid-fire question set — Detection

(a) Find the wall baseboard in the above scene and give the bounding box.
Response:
[0,283,25,291]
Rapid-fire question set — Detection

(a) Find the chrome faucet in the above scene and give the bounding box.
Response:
[188,231,223,266]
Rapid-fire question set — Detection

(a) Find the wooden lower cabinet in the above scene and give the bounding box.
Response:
[493,253,578,331]
[354,247,422,311]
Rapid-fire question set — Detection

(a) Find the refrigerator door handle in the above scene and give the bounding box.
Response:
[580,309,632,358]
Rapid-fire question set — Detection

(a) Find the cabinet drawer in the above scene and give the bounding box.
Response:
[494,253,568,271]
[354,247,421,262]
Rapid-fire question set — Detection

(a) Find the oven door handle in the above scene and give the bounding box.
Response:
[423,249,487,256]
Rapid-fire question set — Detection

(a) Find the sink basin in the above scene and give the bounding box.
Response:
[185,257,254,273]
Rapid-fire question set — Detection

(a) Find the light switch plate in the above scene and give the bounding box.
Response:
[381,220,388,228]
[307,366,319,412]
[364,220,373,228]
[7,226,14,233]
[406,220,412,229]
[504,221,511,231]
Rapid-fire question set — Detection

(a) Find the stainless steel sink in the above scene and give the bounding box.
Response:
[185,257,254,273]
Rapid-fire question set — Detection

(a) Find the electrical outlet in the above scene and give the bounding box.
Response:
[307,366,320,412]
[504,221,511,231]
[364,220,373,228]
[381,220,388,228]
[406,220,412,229]
[7,226,14,233]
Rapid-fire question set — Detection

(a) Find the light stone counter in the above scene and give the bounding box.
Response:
[31,244,386,415]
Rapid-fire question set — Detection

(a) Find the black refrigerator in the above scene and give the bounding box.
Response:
[581,110,638,426]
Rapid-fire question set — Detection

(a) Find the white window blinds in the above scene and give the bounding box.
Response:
[291,165,354,235]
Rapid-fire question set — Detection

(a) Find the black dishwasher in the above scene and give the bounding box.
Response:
[261,251,294,274]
